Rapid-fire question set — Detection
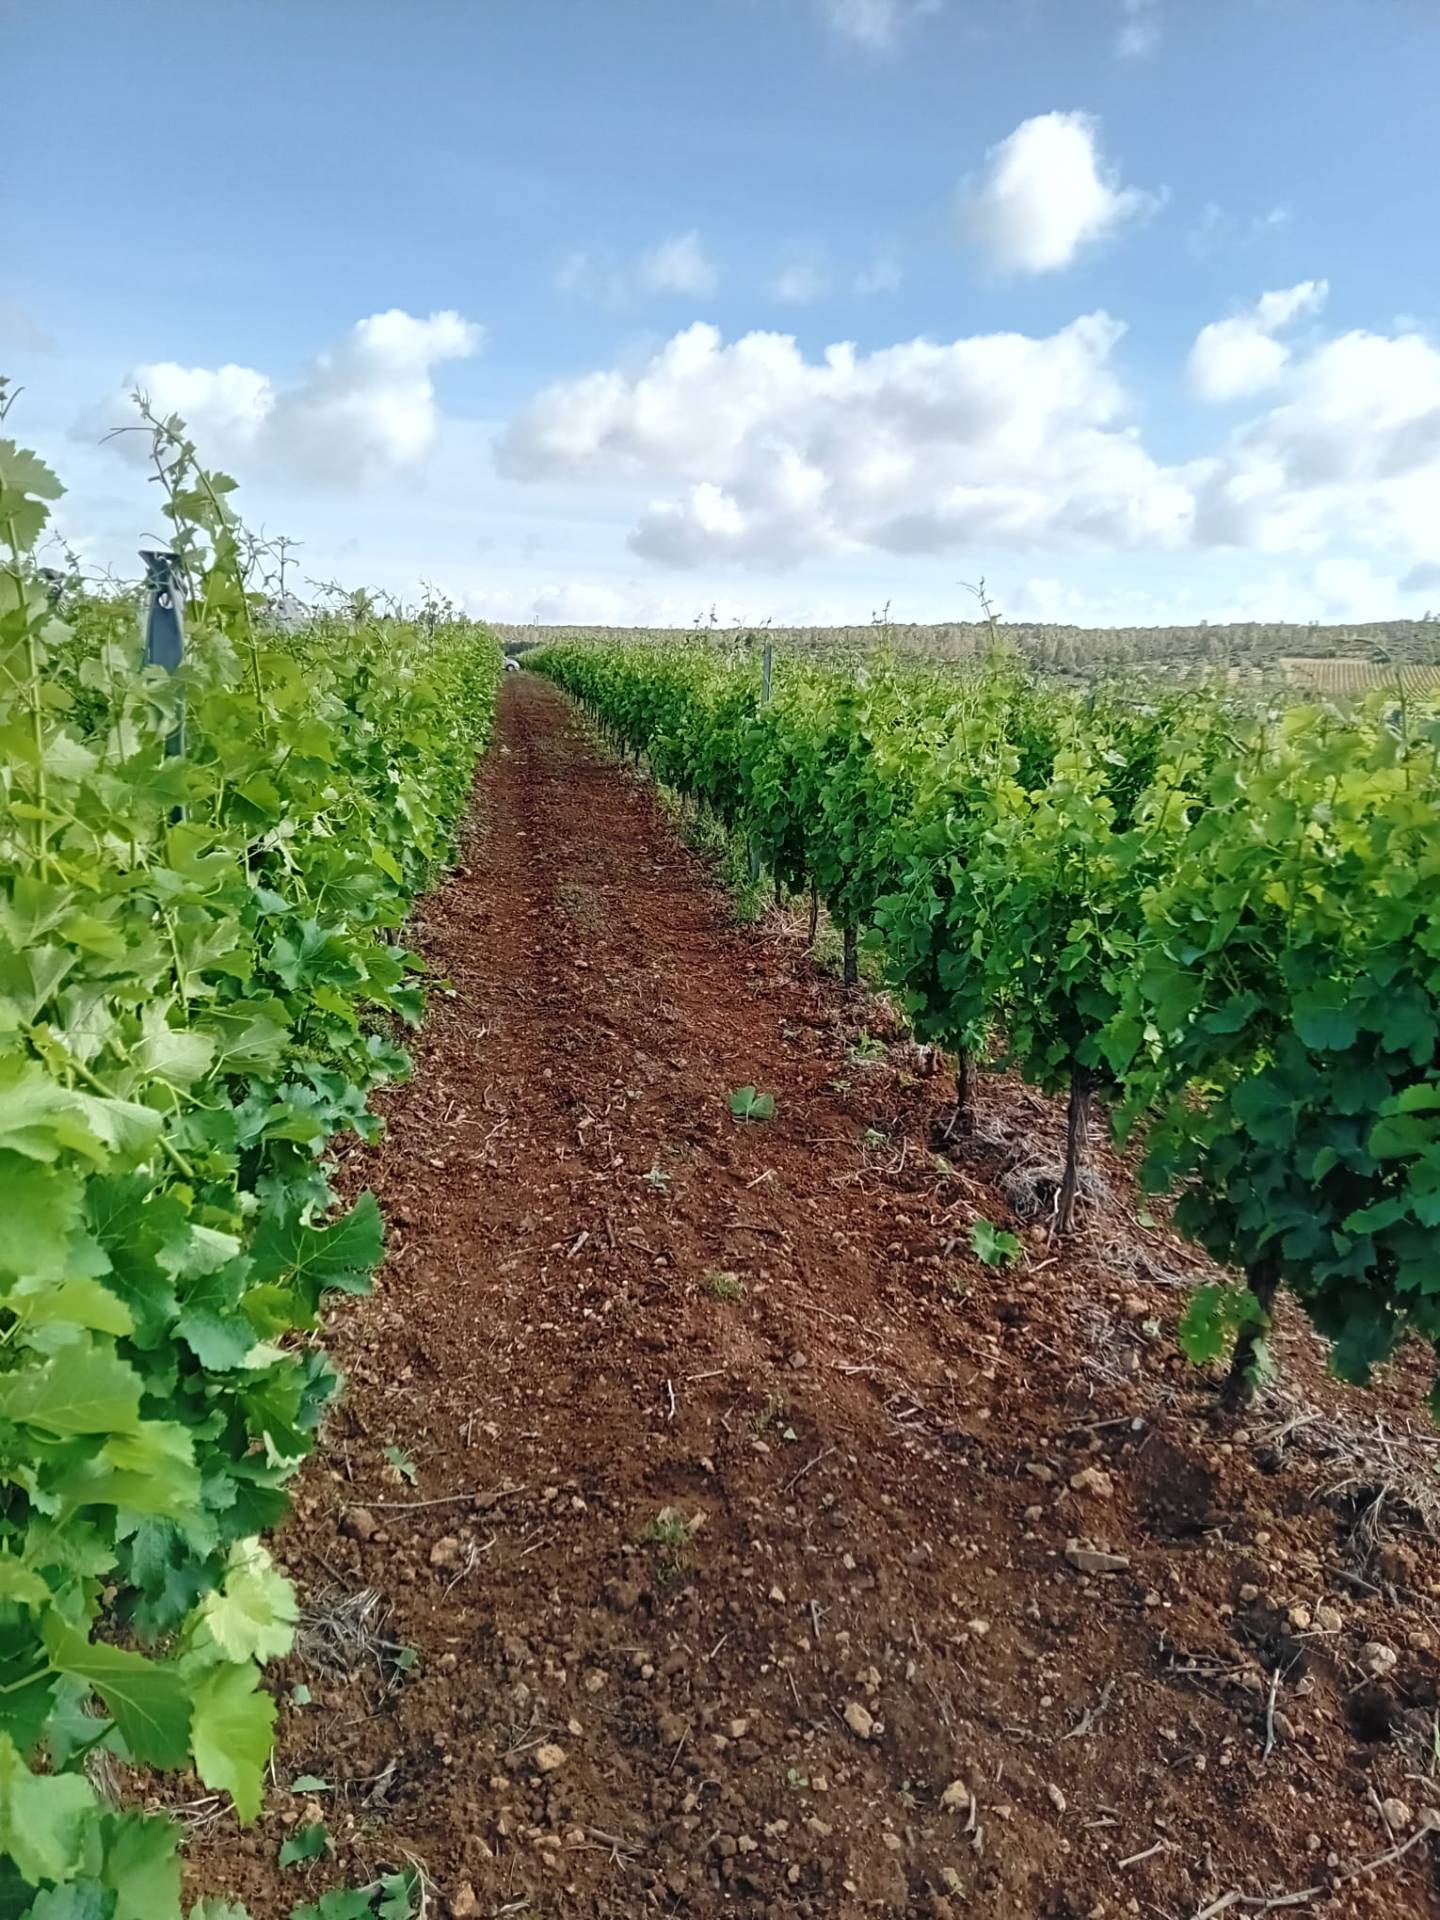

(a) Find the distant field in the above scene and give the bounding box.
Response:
[496,617,1440,679]
[1278,657,1440,693]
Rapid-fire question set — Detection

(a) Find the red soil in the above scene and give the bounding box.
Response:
[194,671,1440,1920]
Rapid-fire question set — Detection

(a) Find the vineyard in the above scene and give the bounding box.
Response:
[495,618,1440,682]
[5,402,1440,1920]
[532,637,1440,1414]
[0,406,498,1917]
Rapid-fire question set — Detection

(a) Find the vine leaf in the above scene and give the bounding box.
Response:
[188,1664,275,1823]
[42,1621,192,1770]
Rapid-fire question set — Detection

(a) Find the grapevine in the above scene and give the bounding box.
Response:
[533,637,1440,1413]
[0,391,499,1915]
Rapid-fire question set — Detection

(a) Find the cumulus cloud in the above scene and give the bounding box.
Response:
[1188,281,1328,402]
[817,0,938,51]
[496,316,1193,570]
[959,112,1161,276]
[1194,320,1440,557]
[85,309,482,486]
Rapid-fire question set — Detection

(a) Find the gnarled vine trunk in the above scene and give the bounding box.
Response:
[1055,1068,1094,1235]
[1222,1258,1281,1410]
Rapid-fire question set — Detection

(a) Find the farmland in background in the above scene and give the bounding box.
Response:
[495,615,1440,686]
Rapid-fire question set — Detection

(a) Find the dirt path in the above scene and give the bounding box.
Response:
[201,673,1440,1920]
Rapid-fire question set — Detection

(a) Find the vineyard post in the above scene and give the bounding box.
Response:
[141,547,185,758]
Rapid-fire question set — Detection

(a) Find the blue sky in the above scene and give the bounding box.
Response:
[8,0,1440,627]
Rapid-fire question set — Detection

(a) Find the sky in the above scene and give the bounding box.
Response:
[7,0,1440,630]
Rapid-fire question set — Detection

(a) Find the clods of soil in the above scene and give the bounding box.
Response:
[190,673,1440,1919]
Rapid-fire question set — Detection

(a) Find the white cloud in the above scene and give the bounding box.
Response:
[1188,281,1328,402]
[497,315,1192,570]
[855,256,902,295]
[1116,0,1160,58]
[1194,319,1440,559]
[638,231,720,298]
[959,112,1161,276]
[85,309,482,487]
[771,261,830,305]
[557,232,720,304]
[817,0,938,51]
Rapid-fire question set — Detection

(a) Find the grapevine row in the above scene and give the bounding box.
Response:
[532,638,1440,1414]
[0,403,499,1915]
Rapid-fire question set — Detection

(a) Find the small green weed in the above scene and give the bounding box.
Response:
[753,1390,787,1435]
[970,1218,1020,1267]
[642,1506,697,1584]
[279,1822,329,1868]
[848,1030,887,1064]
[729,1085,776,1121]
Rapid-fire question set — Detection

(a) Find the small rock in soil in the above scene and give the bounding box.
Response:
[1359,1641,1398,1678]
[429,1535,462,1569]
[1070,1467,1114,1499]
[534,1742,567,1773]
[341,1507,379,1542]
[1065,1541,1130,1575]
[1381,1797,1413,1830]
[843,1701,875,1740]
[940,1780,971,1812]
[449,1884,479,1919]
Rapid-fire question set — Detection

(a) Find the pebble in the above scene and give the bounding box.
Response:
[429,1535,462,1570]
[843,1701,875,1740]
[1315,1605,1343,1633]
[1047,1784,1067,1813]
[1381,1797,1413,1831]
[1064,1541,1130,1575]
[449,1885,479,1919]
[1238,1583,1260,1603]
[1070,1467,1114,1499]
[534,1743,567,1773]
[1359,1641,1398,1678]
[341,1507,379,1542]
[940,1780,971,1812]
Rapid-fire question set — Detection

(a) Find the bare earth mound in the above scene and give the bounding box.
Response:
[193,673,1440,1920]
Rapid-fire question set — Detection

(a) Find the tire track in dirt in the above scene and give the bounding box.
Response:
[199,672,1439,1920]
